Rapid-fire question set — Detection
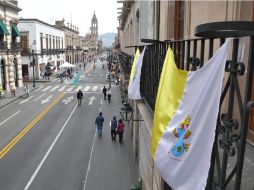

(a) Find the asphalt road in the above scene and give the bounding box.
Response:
[0,60,138,190]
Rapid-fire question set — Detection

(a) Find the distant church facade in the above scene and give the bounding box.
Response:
[81,11,102,53]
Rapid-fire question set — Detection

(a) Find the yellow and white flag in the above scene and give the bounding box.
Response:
[128,47,146,99]
[152,40,230,190]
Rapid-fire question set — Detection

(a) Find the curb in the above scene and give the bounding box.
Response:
[0,86,39,110]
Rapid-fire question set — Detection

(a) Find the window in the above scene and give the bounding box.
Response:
[46,34,48,50]
[40,33,43,50]
[49,35,51,49]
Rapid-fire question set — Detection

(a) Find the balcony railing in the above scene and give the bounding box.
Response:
[118,21,254,190]
[10,42,21,51]
[0,41,7,51]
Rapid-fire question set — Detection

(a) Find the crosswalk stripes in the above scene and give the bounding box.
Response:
[42,86,52,92]
[83,86,90,92]
[66,87,74,92]
[92,86,98,91]
[58,86,66,91]
[50,85,59,91]
[40,84,113,93]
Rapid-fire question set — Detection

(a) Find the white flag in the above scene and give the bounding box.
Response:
[128,47,146,100]
[153,40,230,190]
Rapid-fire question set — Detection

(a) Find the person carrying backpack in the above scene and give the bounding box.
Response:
[116,119,125,144]
[102,86,107,100]
[77,89,83,106]
[95,112,104,136]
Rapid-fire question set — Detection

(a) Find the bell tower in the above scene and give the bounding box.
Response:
[91,11,98,40]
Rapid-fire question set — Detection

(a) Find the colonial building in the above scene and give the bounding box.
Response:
[81,11,102,55]
[117,1,254,190]
[0,0,22,91]
[55,19,81,65]
[19,19,65,79]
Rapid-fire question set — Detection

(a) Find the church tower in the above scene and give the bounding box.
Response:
[91,11,98,41]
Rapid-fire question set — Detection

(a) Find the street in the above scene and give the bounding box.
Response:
[0,61,138,190]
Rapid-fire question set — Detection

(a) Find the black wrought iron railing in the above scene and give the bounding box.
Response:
[0,41,7,51]
[119,21,254,190]
[10,41,21,50]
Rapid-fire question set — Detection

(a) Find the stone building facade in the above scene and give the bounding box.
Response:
[55,19,81,64]
[0,0,22,91]
[117,1,254,190]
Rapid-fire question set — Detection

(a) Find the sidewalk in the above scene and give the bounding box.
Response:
[0,83,39,109]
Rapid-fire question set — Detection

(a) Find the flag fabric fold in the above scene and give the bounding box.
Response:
[128,47,146,100]
[152,40,230,190]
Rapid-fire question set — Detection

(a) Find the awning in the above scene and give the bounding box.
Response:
[12,25,20,36]
[0,20,10,35]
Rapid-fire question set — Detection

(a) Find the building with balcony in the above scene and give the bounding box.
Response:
[55,19,81,65]
[19,19,65,79]
[0,0,22,91]
[117,1,254,190]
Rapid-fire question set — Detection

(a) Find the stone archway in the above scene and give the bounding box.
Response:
[0,59,6,90]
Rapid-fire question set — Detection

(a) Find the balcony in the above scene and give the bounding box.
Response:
[0,41,7,51]
[10,42,21,51]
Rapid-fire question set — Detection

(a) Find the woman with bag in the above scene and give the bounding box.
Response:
[116,119,125,144]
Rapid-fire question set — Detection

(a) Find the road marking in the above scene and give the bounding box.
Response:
[34,93,46,101]
[19,96,34,105]
[50,85,59,91]
[58,86,66,91]
[0,111,20,127]
[0,93,65,159]
[82,130,97,190]
[42,86,52,92]
[41,95,53,104]
[75,85,82,91]
[88,96,96,105]
[62,96,74,104]
[24,103,77,190]
[33,86,44,92]
[92,86,98,91]
[66,87,74,92]
[83,86,90,92]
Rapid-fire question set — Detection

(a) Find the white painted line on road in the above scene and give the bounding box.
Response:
[41,95,53,104]
[0,111,20,127]
[92,86,98,91]
[75,85,82,91]
[33,86,44,93]
[42,86,52,92]
[88,96,96,105]
[50,85,59,91]
[33,93,46,101]
[82,129,97,190]
[66,87,74,92]
[83,86,90,92]
[58,86,66,91]
[19,96,34,105]
[24,104,78,190]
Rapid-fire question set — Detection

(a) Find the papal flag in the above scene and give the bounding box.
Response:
[128,47,146,99]
[152,40,230,190]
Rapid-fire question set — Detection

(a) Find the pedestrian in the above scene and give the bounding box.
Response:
[95,112,104,137]
[116,119,125,144]
[10,85,16,98]
[102,86,107,100]
[77,89,83,106]
[107,87,111,103]
[109,116,117,142]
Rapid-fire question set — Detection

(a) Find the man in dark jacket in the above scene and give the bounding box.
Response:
[102,86,107,100]
[95,112,104,136]
[77,89,83,106]
[110,116,117,142]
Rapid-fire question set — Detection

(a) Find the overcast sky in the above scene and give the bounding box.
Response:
[18,0,120,36]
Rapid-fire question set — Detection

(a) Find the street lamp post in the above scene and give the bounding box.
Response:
[108,50,112,88]
[30,50,36,87]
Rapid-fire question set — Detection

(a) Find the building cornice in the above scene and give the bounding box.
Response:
[0,1,22,12]
[19,18,65,32]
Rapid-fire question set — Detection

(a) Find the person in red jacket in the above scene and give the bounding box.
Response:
[116,119,125,144]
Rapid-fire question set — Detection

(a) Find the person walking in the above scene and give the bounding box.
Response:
[95,112,104,136]
[77,89,83,106]
[10,85,16,98]
[102,86,107,100]
[116,119,125,144]
[109,116,117,142]
[107,88,111,103]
